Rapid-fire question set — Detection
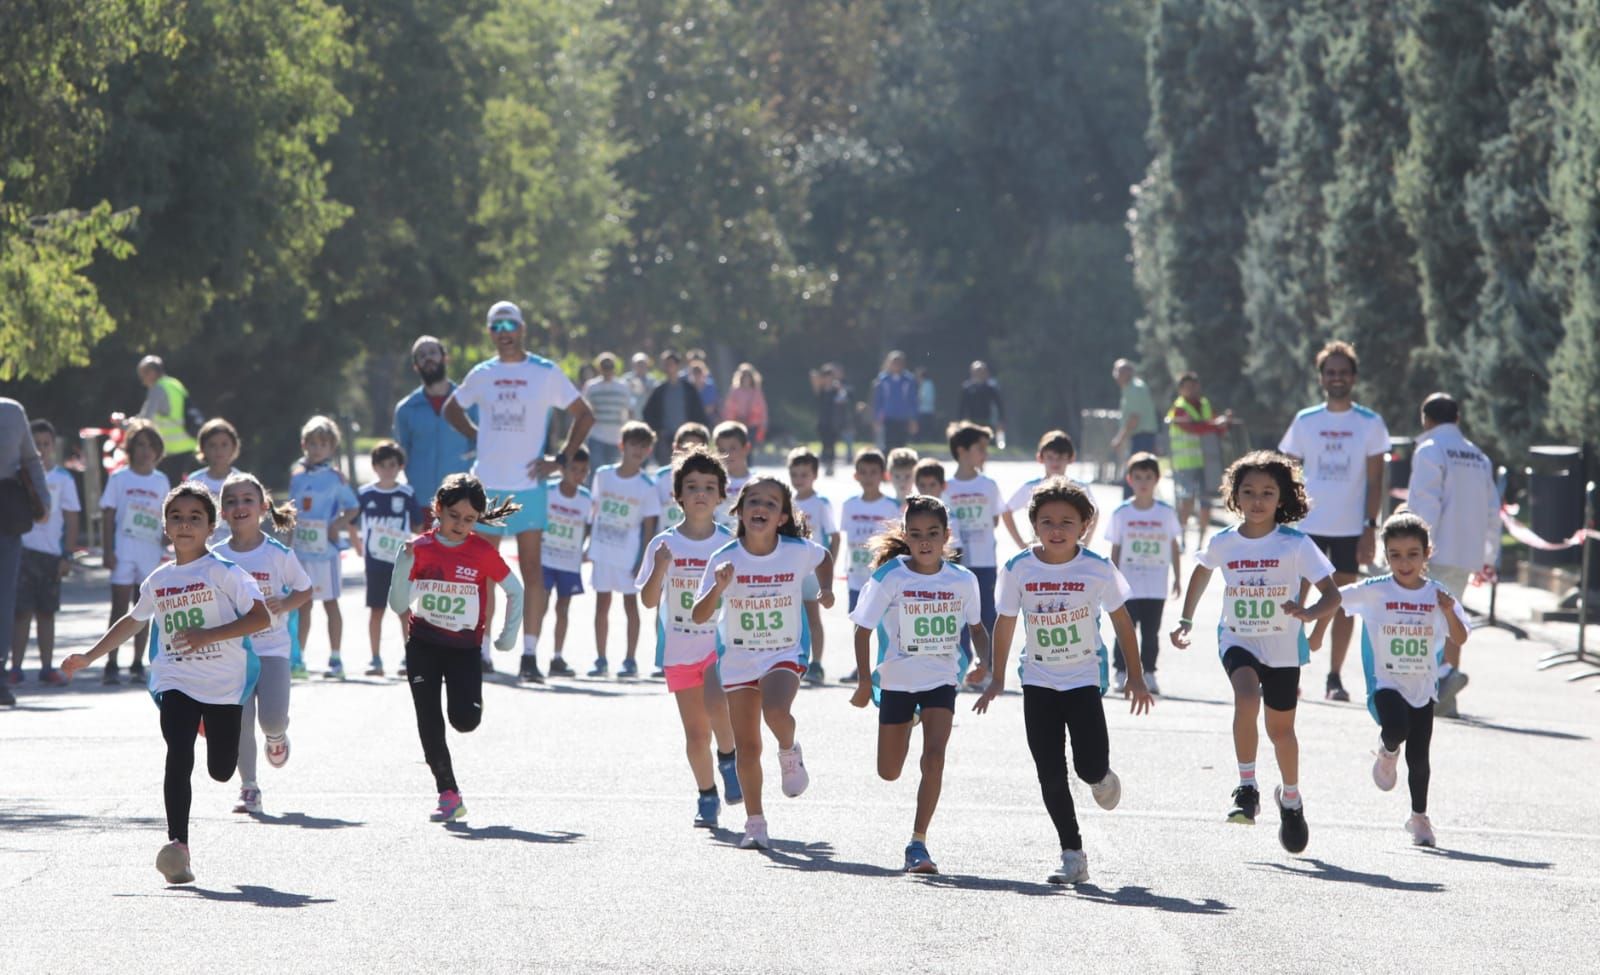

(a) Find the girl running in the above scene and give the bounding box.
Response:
[1320,510,1468,847]
[388,473,524,823]
[975,478,1152,885]
[1171,451,1341,854]
[849,495,989,874]
[215,473,312,815]
[99,420,172,685]
[636,447,742,828]
[63,483,270,884]
[186,418,243,546]
[289,415,359,680]
[693,477,833,850]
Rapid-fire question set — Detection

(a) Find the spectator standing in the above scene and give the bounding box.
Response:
[136,355,198,483]
[626,352,659,416]
[813,364,852,475]
[957,361,1006,444]
[1165,371,1232,545]
[688,359,720,423]
[916,367,938,436]
[723,363,770,445]
[872,350,919,450]
[1109,358,1159,498]
[583,352,635,469]
[0,397,50,707]
[393,336,475,504]
[642,350,710,465]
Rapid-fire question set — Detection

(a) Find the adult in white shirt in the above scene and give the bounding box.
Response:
[443,300,595,682]
[1277,340,1390,703]
[582,352,635,470]
[1405,393,1500,717]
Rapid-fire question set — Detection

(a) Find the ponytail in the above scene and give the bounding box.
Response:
[870,495,953,569]
[220,472,296,532]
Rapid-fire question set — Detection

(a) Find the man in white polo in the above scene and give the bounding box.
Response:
[1278,340,1389,702]
[444,300,594,683]
[1406,392,1500,717]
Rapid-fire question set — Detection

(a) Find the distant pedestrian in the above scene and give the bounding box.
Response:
[722,363,769,445]
[0,397,50,708]
[643,350,710,465]
[916,367,937,436]
[1165,371,1232,546]
[582,352,634,470]
[626,352,659,416]
[872,351,918,450]
[1109,359,1158,501]
[957,361,1005,444]
[136,356,198,483]
[393,336,474,504]
[811,364,852,475]
[688,359,720,423]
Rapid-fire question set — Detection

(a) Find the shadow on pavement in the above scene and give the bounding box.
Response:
[1450,716,1588,742]
[0,809,163,832]
[443,823,584,844]
[1249,858,1445,893]
[915,873,1064,897]
[1144,694,1232,708]
[250,811,365,830]
[518,682,629,698]
[167,884,335,908]
[1073,883,1234,914]
[708,829,902,878]
[1417,847,1554,870]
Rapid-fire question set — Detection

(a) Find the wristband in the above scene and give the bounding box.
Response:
[1178,617,1193,627]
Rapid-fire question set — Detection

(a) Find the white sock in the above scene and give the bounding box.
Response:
[1438,662,1455,679]
[1280,783,1302,809]
[1238,762,1256,788]
[523,633,539,656]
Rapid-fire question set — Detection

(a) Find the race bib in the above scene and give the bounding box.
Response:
[950,501,989,551]
[850,545,875,571]
[663,503,685,529]
[294,518,329,556]
[668,571,716,636]
[155,585,226,648]
[543,513,585,563]
[1024,605,1096,665]
[1224,584,1295,636]
[1379,623,1436,677]
[367,521,409,565]
[124,501,163,545]
[898,600,962,656]
[593,496,634,550]
[411,579,481,631]
[726,592,799,650]
[1122,532,1167,567]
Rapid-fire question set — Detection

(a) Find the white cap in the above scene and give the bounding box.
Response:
[486,300,524,325]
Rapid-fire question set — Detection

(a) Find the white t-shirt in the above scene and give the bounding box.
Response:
[713,472,752,530]
[850,557,982,693]
[793,493,837,548]
[185,467,239,546]
[1004,475,1049,515]
[1104,499,1182,601]
[945,473,1003,568]
[654,465,683,529]
[696,535,827,685]
[638,524,736,667]
[840,495,901,590]
[214,537,312,658]
[21,467,81,556]
[452,353,581,491]
[102,468,172,562]
[997,547,1130,692]
[1194,525,1336,668]
[588,466,662,568]
[541,480,592,573]
[134,554,263,704]
[1343,575,1469,708]
[1278,403,1390,537]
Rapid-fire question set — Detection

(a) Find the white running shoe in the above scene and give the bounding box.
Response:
[156,840,194,884]
[265,733,290,769]
[778,743,809,798]
[1090,769,1122,810]
[1048,849,1089,885]
[1144,672,1161,696]
[738,815,770,850]
[1372,746,1399,791]
[1112,670,1128,694]
[1405,812,1436,847]
[233,785,262,814]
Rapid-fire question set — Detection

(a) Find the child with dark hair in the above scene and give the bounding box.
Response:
[586,421,662,679]
[1171,451,1340,854]
[788,446,838,685]
[388,473,525,823]
[712,421,753,529]
[100,420,171,685]
[13,418,80,686]
[1104,452,1182,695]
[540,445,592,679]
[839,449,900,684]
[944,422,1002,671]
[359,439,428,677]
[656,422,711,530]
[1002,430,1076,549]
[186,418,243,546]
[913,458,946,500]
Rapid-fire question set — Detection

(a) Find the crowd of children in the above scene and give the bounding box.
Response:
[27,388,1472,888]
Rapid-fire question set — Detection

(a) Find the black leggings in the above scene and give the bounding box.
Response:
[407,637,484,794]
[159,691,242,844]
[1374,689,1434,813]
[1114,598,1163,673]
[1023,685,1110,852]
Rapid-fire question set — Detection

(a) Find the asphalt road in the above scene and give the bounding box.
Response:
[5,462,1597,974]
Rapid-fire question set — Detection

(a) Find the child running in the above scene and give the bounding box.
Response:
[913,458,946,501]
[693,477,834,849]
[358,440,428,677]
[215,474,313,814]
[712,421,753,530]
[1105,453,1182,695]
[389,474,525,823]
[1171,451,1341,853]
[849,496,989,874]
[788,447,838,685]
[540,447,592,678]
[887,447,919,507]
[636,447,742,827]
[586,422,662,679]
[839,449,900,684]
[63,483,270,884]
[945,422,1002,681]
[100,420,172,685]
[656,423,711,532]
[1002,430,1076,549]
[975,478,1153,885]
[185,418,243,546]
[12,419,80,687]
[1321,510,1469,847]
[289,416,359,680]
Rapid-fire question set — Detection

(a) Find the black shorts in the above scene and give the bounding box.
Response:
[879,684,958,725]
[365,557,396,610]
[1310,534,1359,575]
[16,548,64,615]
[1222,646,1300,712]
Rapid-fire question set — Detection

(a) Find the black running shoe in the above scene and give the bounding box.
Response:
[518,655,544,684]
[128,661,146,683]
[101,663,121,686]
[1325,673,1350,702]
[546,657,575,679]
[1276,787,1309,853]
[1227,784,1260,825]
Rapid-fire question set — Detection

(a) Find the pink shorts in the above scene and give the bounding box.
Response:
[723,659,806,692]
[665,651,720,693]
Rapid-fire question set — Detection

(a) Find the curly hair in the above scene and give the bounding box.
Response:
[1221,450,1310,524]
[672,445,728,501]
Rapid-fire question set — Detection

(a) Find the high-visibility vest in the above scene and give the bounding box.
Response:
[153,375,197,454]
[1166,396,1214,472]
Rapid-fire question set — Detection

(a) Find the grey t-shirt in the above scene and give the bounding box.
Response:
[0,398,49,526]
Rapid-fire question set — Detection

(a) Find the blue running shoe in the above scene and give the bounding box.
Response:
[618,659,639,680]
[694,792,720,829]
[904,841,938,874]
[719,754,743,805]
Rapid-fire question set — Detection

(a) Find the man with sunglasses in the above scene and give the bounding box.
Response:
[444,301,595,684]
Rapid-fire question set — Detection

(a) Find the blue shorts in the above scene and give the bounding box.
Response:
[542,566,584,598]
[473,483,549,536]
[365,557,395,610]
[879,684,958,725]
